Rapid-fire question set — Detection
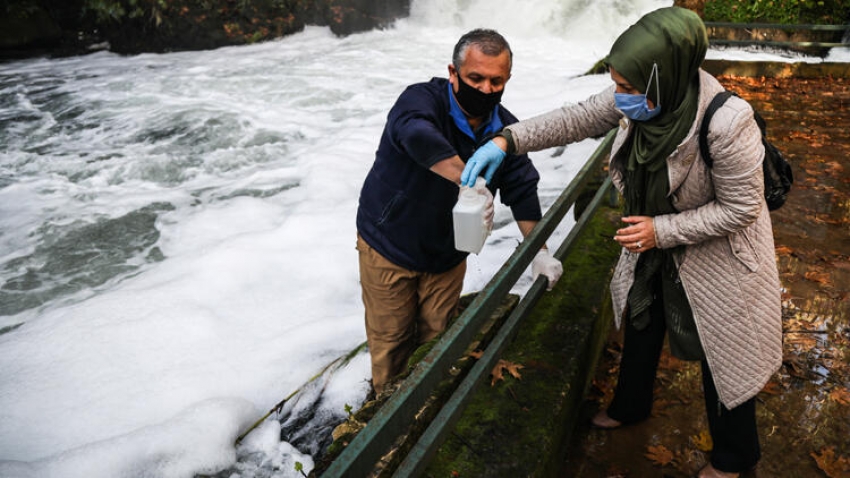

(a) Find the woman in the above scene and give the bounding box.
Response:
[461,7,782,478]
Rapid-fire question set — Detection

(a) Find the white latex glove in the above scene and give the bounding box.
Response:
[532,249,563,291]
[479,186,494,233]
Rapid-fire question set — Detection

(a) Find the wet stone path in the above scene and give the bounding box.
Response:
[561,75,850,478]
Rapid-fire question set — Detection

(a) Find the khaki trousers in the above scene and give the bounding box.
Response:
[356,234,466,393]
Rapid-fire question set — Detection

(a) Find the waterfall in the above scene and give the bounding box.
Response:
[409,0,673,42]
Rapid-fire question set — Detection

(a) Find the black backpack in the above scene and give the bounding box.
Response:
[698,90,793,211]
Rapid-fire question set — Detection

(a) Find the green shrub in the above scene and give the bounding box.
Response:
[703,0,850,24]
[83,0,167,23]
[2,0,44,20]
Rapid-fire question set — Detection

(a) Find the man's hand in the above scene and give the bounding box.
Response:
[461,140,506,187]
[532,249,563,291]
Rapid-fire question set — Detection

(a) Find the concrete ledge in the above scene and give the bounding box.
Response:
[425,204,622,477]
[702,59,850,78]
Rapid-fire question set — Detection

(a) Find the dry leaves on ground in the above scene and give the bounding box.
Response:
[828,387,850,405]
[804,271,832,285]
[760,380,783,395]
[811,447,850,478]
[645,444,675,467]
[691,430,713,452]
[775,245,794,256]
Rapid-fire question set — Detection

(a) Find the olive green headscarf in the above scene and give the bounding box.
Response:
[610,9,709,358]
[607,7,708,172]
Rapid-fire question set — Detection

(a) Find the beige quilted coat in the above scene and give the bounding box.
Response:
[505,70,782,408]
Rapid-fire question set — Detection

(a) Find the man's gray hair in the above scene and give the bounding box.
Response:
[452,29,512,70]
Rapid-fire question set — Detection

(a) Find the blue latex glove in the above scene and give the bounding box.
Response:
[461,140,506,187]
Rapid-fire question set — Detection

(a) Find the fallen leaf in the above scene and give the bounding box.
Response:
[490,364,503,385]
[775,245,793,255]
[783,355,818,380]
[785,333,818,349]
[804,271,831,285]
[760,381,783,395]
[824,161,844,176]
[811,447,850,478]
[469,350,483,359]
[503,361,523,379]
[828,387,850,405]
[691,430,713,452]
[490,359,524,386]
[645,444,674,466]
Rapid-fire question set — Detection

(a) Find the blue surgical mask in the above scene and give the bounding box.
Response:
[614,63,661,121]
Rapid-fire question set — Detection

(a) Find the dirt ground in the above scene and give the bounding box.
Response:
[560,75,850,477]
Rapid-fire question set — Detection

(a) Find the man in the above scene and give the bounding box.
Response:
[356,29,563,394]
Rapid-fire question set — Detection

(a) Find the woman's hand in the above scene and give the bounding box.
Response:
[460,138,508,187]
[614,216,656,253]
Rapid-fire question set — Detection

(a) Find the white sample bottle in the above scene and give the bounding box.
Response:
[452,177,489,254]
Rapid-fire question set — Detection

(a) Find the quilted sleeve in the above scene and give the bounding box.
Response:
[503,85,621,154]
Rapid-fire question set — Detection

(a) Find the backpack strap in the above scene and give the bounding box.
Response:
[698,90,736,168]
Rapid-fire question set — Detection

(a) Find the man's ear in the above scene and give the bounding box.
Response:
[448,64,459,92]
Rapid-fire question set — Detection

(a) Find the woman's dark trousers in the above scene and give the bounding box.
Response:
[604,286,761,472]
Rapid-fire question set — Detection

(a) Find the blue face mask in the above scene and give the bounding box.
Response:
[614,63,661,122]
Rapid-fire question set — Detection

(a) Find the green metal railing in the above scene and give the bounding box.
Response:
[322,129,617,477]
[704,21,850,49]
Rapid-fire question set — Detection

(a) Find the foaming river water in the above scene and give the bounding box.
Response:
[1,1,823,476]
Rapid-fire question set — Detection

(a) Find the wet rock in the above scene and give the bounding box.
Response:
[0,5,62,50]
[1,0,412,58]
[0,0,104,59]
[319,0,409,36]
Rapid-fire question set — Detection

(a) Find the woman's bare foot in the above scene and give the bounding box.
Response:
[697,463,740,478]
[590,410,622,429]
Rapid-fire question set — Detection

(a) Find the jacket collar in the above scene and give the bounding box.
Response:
[447,81,503,141]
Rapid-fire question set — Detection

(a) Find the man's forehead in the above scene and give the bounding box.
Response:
[459,48,511,76]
